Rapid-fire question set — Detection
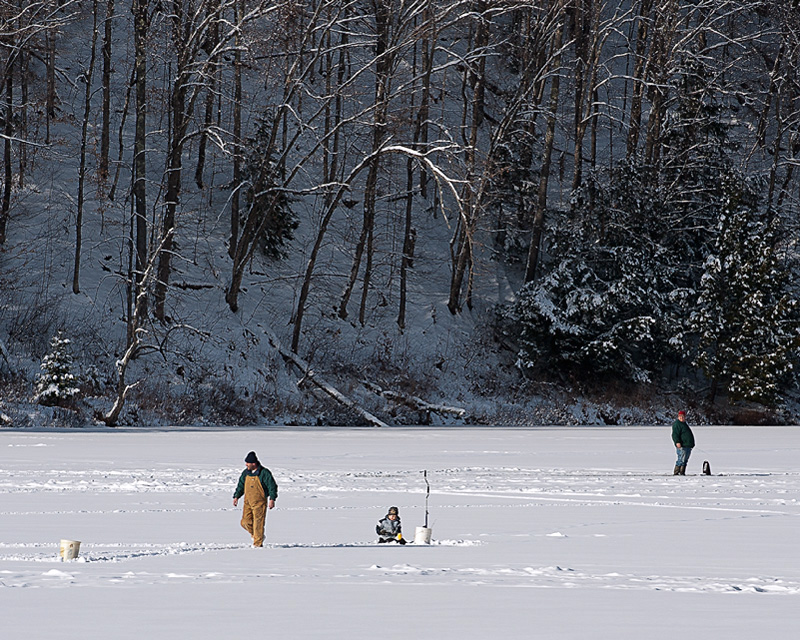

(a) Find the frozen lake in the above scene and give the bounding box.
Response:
[1,426,799,638]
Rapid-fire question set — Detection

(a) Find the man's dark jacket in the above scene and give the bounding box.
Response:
[233,466,278,501]
[672,420,695,448]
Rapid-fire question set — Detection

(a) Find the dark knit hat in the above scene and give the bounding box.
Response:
[244,451,259,464]
[388,506,399,516]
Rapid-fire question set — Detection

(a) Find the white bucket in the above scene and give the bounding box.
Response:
[414,526,432,545]
[59,539,81,561]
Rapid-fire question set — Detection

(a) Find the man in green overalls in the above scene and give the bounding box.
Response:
[233,451,278,547]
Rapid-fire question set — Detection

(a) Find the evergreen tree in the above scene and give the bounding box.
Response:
[506,162,681,383]
[34,332,80,407]
[240,115,298,260]
[688,175,800,406]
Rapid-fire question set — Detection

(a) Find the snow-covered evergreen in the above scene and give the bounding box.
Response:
[506,162,679,383]
[33,333,80,407]
[689,176,800,406]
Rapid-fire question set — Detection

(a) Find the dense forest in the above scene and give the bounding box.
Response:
[2,1,800,425]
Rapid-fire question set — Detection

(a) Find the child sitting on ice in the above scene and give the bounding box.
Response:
[376,506,407,544]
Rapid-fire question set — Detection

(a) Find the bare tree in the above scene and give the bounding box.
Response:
[101,233,207,426]
[229,0,243,259]
[0,1,78,244]
[154,0,266,321]
[1,26,12,243]
[523,5,565,284]
[226,0,348,314]
[72,0,100,294]
[626,0,654,159]
[447,0,490,314]
[131,0,149,319]
[194,0,220,190]
[337,0,400,324]
[569,0,618,194]
[99,0,115,182]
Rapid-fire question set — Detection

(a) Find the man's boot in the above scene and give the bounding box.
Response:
[679,466,686,475]
[673,465,680,475]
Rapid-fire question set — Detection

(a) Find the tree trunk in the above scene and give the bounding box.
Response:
[230,0,243,259]
[132,0,149,317]
[195,0,220,190]
[626,0,653,158]
[291,8,352,352]
[108,64,135,202]
[154,75,188,321]
[524,18,564,284]
[73,0,100,294]
[767,86,784,210]
[398,160,415,329]
[1,59,12,244]
[447,215,472,314]
[417,0,434,199]
[570,0,588,194]
[291,196,340,353]
[399,64,419,330]
[45,27,56,144]
[267,330,388,428]
[571,0,602,195]
[100,0,115,181]
[339,0,392,322]
[447,1,488,313]
[195,76,215,189]
[642,0,679,172]
[18,47,27,189]
[155,0,221,321]
[326,11,348,207]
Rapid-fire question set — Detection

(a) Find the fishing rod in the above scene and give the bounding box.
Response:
[423,469,430,528]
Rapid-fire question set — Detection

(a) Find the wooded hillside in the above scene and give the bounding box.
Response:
[1,1,799,424]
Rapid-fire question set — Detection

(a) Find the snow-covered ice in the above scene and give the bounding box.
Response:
[1,426,799,638]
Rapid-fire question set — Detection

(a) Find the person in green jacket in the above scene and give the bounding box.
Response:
[233,451,278,547]
[671,410,695,476]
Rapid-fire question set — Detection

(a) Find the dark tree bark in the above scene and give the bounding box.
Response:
[45,27,56,144]
[0,66,10,244]
[339,0,393,324]
[524,17,564,284]
[132,0,149,317]
[73,0,100,294]
[447,0,489,314]
[100,0,115,182]
[230,0,243,259]
[195,0,220,190]
[626,0,654,159]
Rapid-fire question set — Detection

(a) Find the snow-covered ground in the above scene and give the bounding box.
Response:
[2,426,799,639]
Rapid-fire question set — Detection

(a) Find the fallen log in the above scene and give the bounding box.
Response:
[362,380,466,419]
[265,331,388,428]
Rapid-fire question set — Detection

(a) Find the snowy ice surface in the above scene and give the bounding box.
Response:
[1,426,799,639]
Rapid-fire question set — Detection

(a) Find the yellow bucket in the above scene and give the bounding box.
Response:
[59,539,81,561]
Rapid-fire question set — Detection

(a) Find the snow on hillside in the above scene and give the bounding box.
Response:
[0,2,543,427]
[1,3,795,426]
[2,426,799,638]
